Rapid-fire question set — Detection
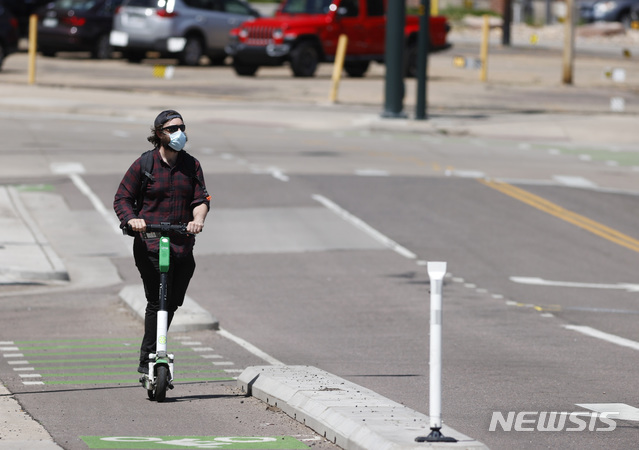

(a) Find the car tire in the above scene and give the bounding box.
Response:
[344,61,370,77]
[290,42,319,77]
[232,59,259,76]
[91,34,112,60]
[0,44,4,71]
[41,49,57,58]
[180,37,203,66]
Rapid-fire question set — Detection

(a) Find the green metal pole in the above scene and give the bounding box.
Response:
[415,0,430,120]
[382,0,407,118]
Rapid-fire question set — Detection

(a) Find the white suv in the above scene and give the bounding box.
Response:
[110,0,259,66]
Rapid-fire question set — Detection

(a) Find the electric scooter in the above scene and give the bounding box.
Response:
[136,222,190,403]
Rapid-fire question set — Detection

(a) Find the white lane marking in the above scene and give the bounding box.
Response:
[192,347,214,352]
[511,276,639,292]
[68,173,122,236]
[355,169,389,176]
[7,361,29,365]
[50,162,85,175]
[564,325,639,352]
[13,367,35,371]
[217,328,284,366]
[264,166,289,182]
[19,374,42,378]
[312,194,417,259]
[22,381,45,386]
[453,170,486,178]
[553,175,597,188]
[212,361,235,366]
[0,341,14,345]
[0,347,19,351]
[3,353,24,358]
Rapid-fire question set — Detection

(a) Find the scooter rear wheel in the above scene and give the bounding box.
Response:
[155,365,169,402]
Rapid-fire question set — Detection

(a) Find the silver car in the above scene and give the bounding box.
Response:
[110,0,259,65]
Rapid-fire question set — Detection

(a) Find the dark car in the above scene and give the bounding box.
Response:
[38,0,123,59]
[4,0,50,36]
[0,0,19,70]
[579,0,639,28]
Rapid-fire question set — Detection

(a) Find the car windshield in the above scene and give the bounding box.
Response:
[53,0,99,10]
[124,0,164,6]
[281,0,335,14]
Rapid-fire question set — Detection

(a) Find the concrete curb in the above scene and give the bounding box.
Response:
[0,187,69,285]
[0,381,63,450]
[118,284,219,332]
[238,365,488,450]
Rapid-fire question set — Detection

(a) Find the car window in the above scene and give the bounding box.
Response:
[101,0,123,12]
[53,0,99,9]
[124,0,161,6]
[223,0,251,14]
[282,0,334,14]
[367,0,384,16]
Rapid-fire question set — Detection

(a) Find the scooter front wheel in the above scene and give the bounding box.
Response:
[155,365,169,402]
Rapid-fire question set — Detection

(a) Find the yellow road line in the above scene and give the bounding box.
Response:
[480,179,639,253]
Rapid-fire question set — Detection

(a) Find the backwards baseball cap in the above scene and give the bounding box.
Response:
[154,110,183,129]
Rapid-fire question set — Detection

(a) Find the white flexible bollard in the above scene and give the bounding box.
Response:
[416,261,457,443]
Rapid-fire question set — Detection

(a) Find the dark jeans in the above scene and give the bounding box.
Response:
[133,238,196,363]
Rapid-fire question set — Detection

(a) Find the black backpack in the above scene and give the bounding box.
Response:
[123,149,206,236]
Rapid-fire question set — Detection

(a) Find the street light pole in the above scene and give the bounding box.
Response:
[415,0,430,120]
[382,0,407,118]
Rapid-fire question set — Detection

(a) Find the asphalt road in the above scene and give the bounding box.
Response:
[1,42,639,450]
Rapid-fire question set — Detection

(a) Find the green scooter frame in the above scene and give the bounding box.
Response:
[138,223,188,402]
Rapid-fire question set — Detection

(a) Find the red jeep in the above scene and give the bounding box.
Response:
[226,0,451,77]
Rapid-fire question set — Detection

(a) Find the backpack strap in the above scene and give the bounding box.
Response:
[135,149,155,215]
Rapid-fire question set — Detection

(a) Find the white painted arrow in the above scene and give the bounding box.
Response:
[577,403,639,421]
[510,277,639,292]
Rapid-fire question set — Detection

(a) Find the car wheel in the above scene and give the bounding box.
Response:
[232,59,259,76]
[290,42,319,77]
[91,34,112,59]
[41,49,57,57]
[0,44,5,71]
[344,61,370,77]
[180,37,203,66]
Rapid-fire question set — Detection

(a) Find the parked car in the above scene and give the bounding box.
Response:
[110,0,260,66]
[37,0,123,59]
[4,0,50,36]
[579,0,639,28]
[0,0,19,71]
[226,0,451,78]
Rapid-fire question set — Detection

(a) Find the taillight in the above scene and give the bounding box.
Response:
[115,6,121,14]
[62,16,86,26]
[156,9,178,17]
[9,17,18,29]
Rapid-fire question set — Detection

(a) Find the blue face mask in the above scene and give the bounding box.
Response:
[168,130,187,151]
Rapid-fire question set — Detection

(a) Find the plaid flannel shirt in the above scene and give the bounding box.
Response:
[114,149,210,257]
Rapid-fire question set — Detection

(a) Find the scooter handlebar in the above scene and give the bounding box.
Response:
[145,223,189,234]
[123,222,190,237]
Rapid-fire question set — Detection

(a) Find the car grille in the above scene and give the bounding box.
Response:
[244,26,275,45]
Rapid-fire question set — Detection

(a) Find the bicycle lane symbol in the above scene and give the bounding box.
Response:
[80,436,310,449]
